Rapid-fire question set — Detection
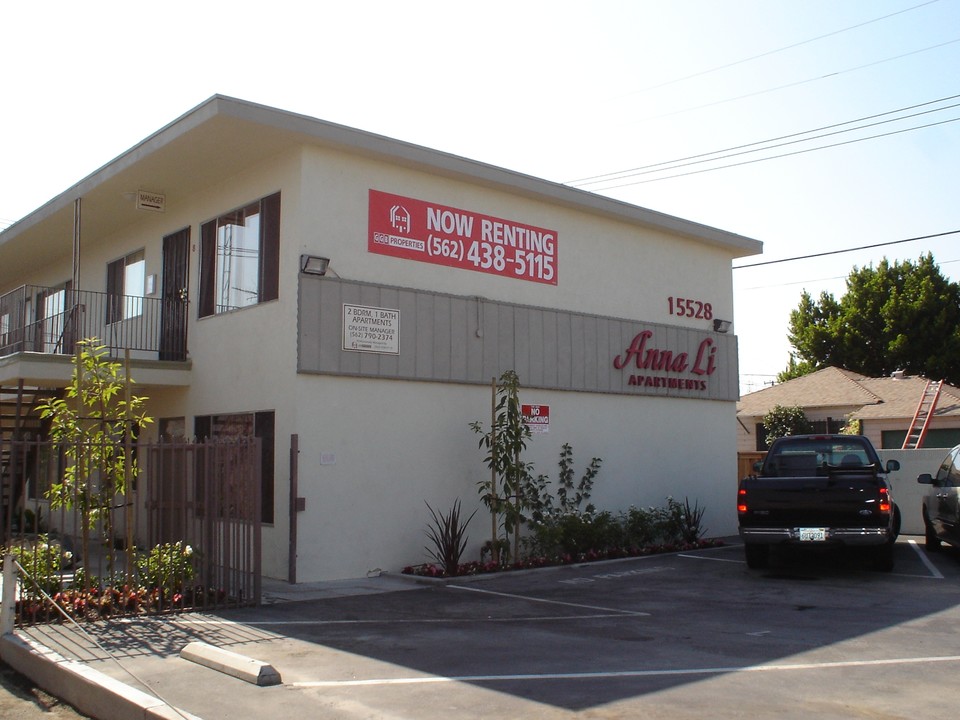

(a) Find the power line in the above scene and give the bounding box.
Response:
[635,36,960,123]
[570,93,960,187]
[584,115,960,190]
[629,0,942,93]
[738,257,960,292]
[733,230,960,270]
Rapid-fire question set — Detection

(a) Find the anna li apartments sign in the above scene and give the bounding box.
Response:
[613,330,719,393]
[368,189,558,285]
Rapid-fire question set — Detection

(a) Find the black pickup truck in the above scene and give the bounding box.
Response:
[738,434,901,570]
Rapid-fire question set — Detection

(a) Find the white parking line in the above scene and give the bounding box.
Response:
[908,539,945,579]
[677,553,744,563]
[683,544,947,576]
[447,584,649,616]
[176,614,633,627]
[291,654,960,687]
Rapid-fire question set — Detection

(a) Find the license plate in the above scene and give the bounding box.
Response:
[799,528,826,542]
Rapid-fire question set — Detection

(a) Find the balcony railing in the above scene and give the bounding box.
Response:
[0,285,187,361]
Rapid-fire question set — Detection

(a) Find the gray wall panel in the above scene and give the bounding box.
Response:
[416,292,434,379]
[298,277,738,402]
[556,313,572,388]
[526,309,544,388]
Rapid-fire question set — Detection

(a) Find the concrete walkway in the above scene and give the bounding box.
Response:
[0,572,430,720]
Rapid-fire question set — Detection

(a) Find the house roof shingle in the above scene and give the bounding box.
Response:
[737,366,960,421]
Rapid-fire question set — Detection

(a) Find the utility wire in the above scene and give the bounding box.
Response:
[733,230,960,270]
[637,37,960,123]
[571,94,960,186]
[739,257,960,290]
[587,115,960,190]
[631,0,942,93]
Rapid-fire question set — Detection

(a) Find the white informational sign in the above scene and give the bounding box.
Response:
[342,304,400,354]
[522,404,550,433]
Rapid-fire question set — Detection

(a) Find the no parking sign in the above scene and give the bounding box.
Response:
[522,404,550,434]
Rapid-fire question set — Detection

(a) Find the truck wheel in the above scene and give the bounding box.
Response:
[924,513,942,552]
[744,544,769,569]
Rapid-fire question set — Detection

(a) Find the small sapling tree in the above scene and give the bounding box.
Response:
[37,339,153,582]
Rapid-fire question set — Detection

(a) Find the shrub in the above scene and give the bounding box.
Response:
[621,504,673,547]
[423,500,477,577]
[136,541,196,599]
[669,497,707,544]
[3,534,71,599]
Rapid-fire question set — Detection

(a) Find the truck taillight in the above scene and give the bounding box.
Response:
[738,488,748,514]
[878,487,891,514]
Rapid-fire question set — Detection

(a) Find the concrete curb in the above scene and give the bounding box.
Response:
[180,642,281,686]
[0,632,201,720]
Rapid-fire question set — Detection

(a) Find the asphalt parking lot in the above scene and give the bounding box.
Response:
[19,537,960,719]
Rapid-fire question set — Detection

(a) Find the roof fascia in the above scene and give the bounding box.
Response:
[2,94,763,259]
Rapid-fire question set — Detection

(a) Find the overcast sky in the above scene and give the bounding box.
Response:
[2,0,958,394]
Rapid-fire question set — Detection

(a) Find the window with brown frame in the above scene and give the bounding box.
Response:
[199,192,280,318]
[106,249,145,323]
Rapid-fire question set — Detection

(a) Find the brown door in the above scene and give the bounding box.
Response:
[160,228,190,361]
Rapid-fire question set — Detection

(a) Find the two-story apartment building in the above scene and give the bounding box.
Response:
[0,96,762,583]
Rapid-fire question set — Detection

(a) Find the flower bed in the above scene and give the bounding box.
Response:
[14,584,229,625]
[403,537,725,578]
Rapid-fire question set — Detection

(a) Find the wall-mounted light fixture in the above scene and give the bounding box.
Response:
[300,254,330,276]
[713,318,732,333]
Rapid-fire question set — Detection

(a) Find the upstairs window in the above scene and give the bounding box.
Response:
[106,249,145,323]
[199,192,280,318]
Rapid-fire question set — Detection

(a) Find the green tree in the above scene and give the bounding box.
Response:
[36,339,153,579]
[776,354,818,384]
[785,254,960,384]
[762,404,811,446]
[470,370,536,563]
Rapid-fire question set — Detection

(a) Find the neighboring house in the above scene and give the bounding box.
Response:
[0,95,762,583]
[737,366,960,454]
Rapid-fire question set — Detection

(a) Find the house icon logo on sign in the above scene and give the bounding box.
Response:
[390,205,411,234]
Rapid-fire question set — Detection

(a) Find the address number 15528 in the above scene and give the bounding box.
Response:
[668,297,713,320]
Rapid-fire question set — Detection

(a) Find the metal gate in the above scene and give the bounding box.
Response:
[1,436,261,620]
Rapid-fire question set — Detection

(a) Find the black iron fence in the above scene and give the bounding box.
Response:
[1,437,261,624]
[0,284,186,359]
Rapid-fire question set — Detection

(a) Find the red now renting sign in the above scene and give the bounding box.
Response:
[368,189,558,285]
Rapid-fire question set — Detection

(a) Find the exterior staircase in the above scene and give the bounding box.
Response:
[901,379,943,450]
[0,382,54,538]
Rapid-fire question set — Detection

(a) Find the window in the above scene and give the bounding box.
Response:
[42,287,67,353]
[199,192,280,317]
[107,250,145,322]
[195,410,275,523]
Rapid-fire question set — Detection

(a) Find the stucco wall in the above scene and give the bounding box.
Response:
[298,146,735,330]
[878,447,950,536]
[290,375,739,581]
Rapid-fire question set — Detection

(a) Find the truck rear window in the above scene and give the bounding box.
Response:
[764,439,874,477]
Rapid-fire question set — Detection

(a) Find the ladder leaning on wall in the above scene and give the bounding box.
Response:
[901,379,944,450]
